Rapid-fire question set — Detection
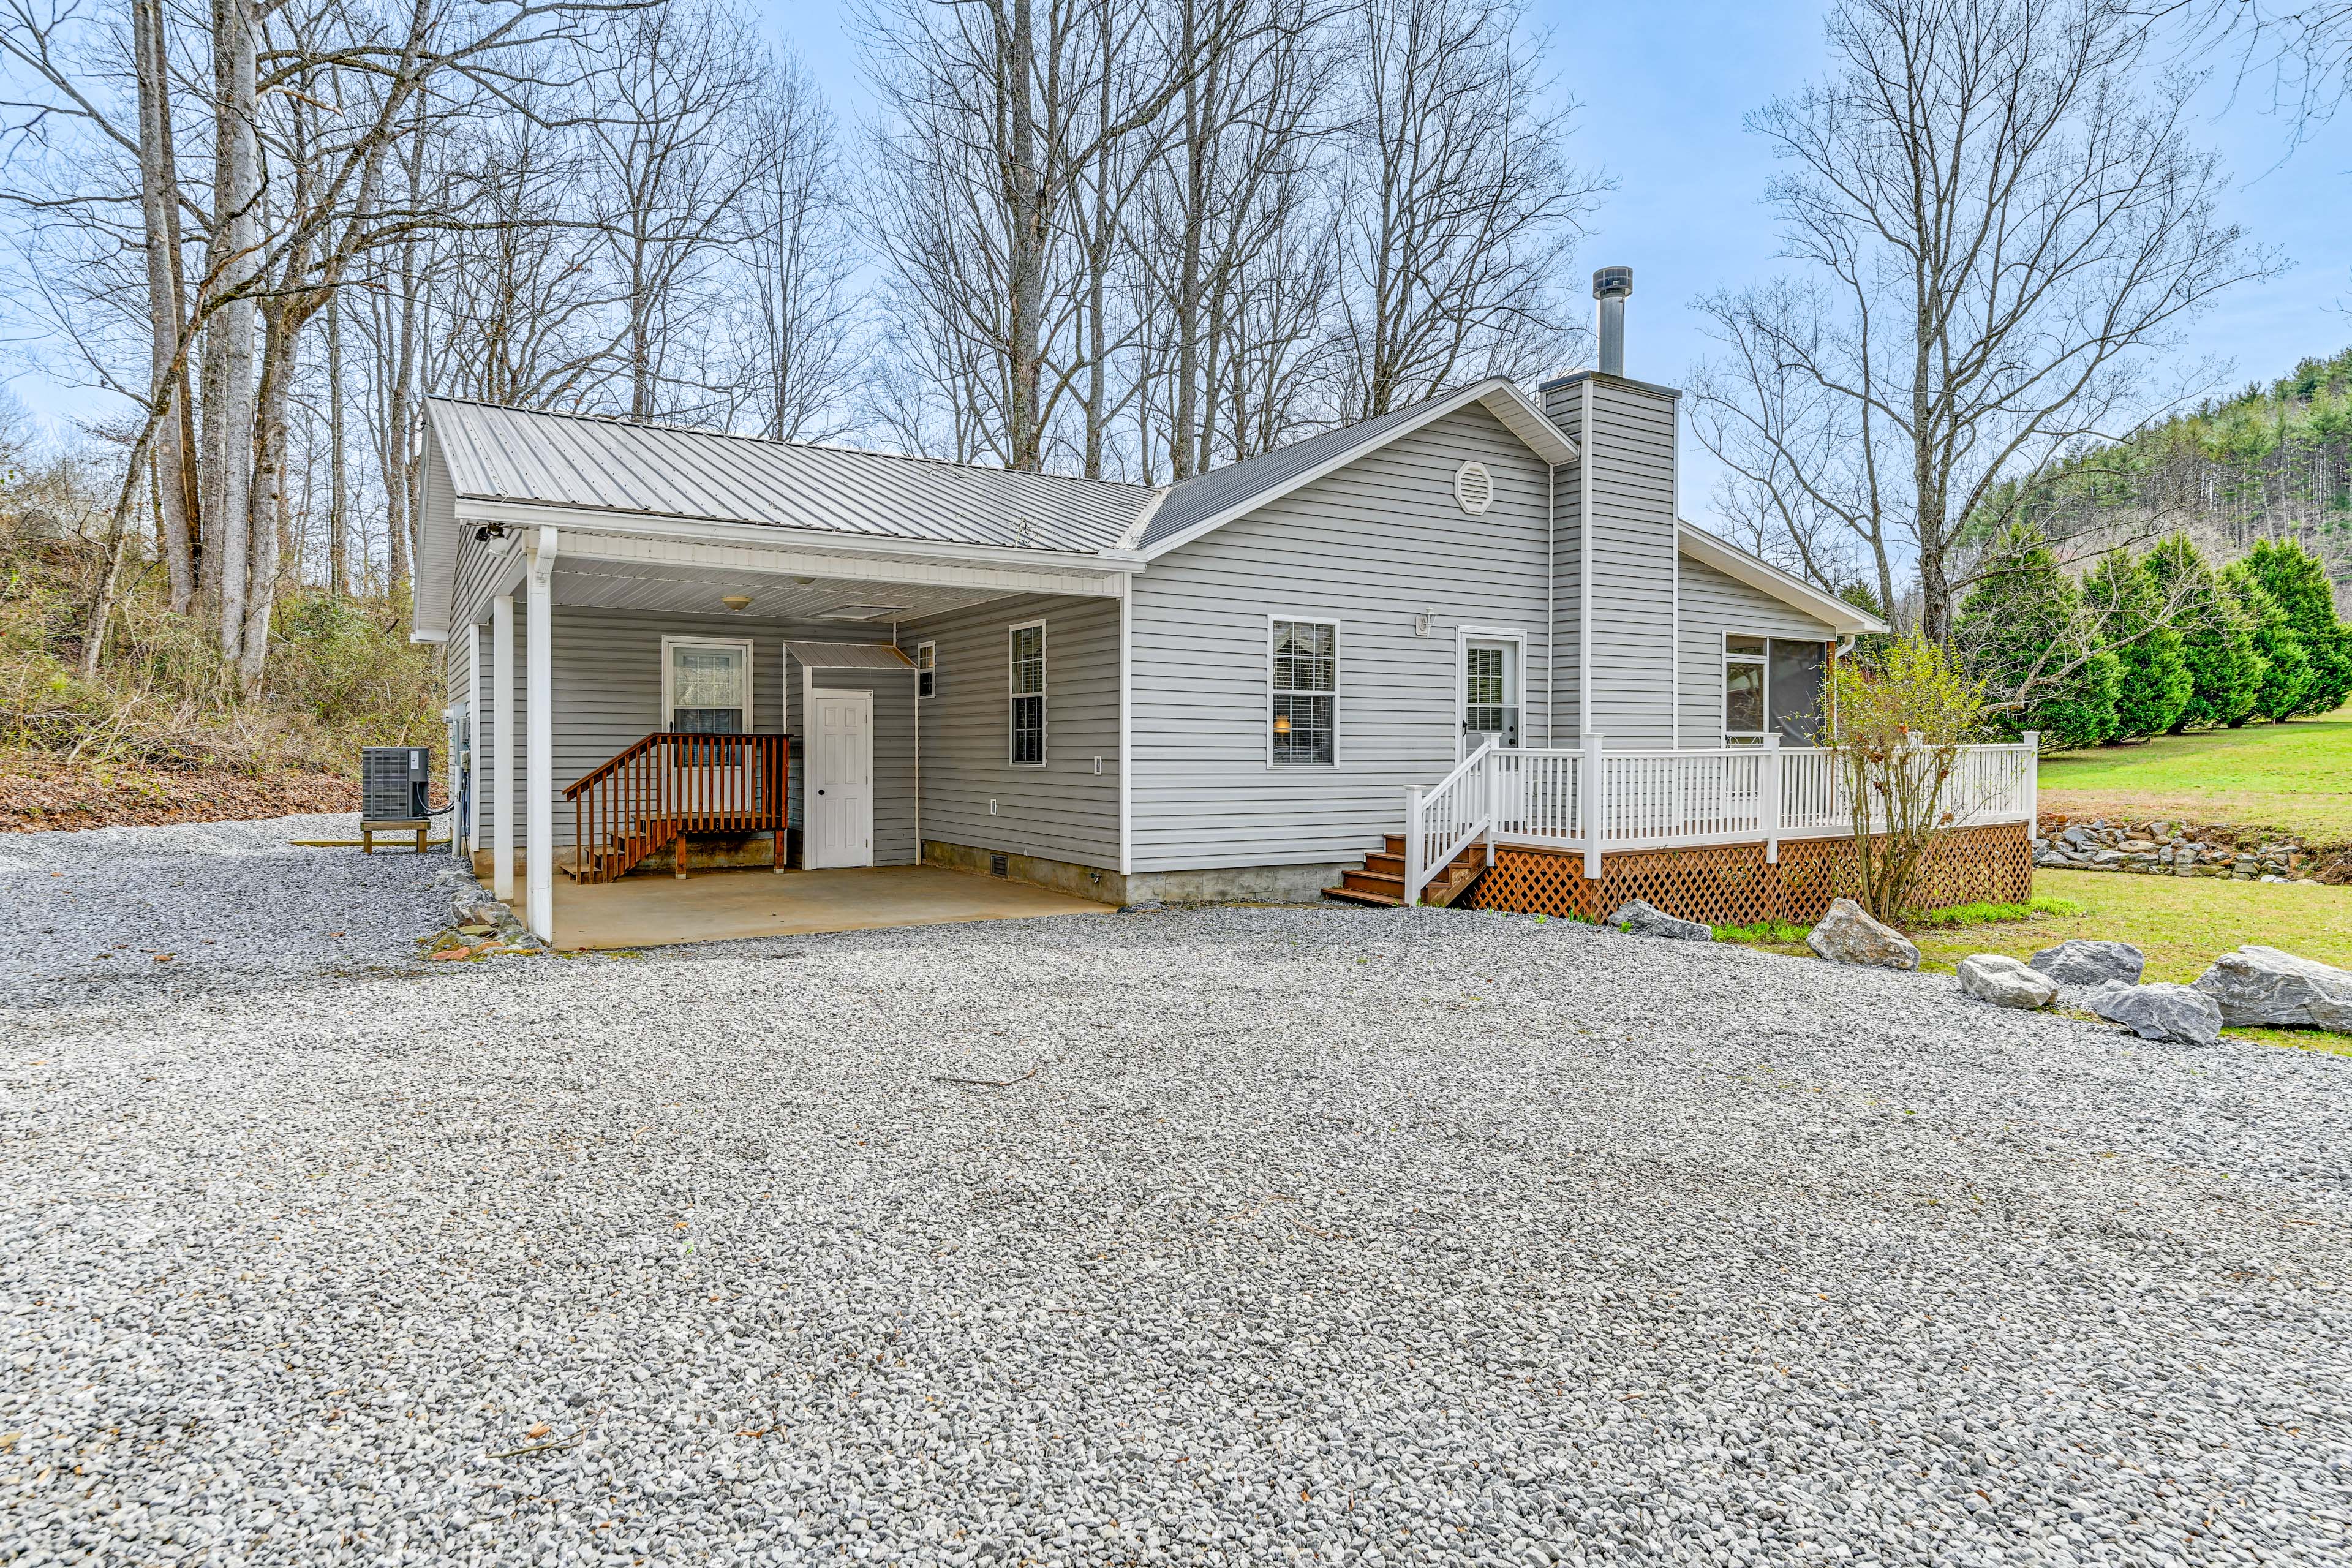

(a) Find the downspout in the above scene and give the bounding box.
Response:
[1118,575,1133,882]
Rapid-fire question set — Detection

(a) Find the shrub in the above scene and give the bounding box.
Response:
[2144,533,2263,731]
[2242,538,2352,715]
[2081,550,2189,741]
[1826,633,1992,924]
[2220,560,2310,723]
[1954,523,2120,748]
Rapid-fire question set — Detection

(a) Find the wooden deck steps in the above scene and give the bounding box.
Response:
[1324,836,1487,908]
[559,816,685,883]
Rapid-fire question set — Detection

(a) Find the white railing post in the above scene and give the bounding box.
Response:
[1482,746,1499,868]
[1405,785,1426,907]
[1761,733,1782,864]
[1581,731,1605,880]
[2019,731,2040,823]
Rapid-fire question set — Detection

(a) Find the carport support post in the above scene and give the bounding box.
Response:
[526,529,558,942]
[1580,731,1605,881]
[493,594,516,902]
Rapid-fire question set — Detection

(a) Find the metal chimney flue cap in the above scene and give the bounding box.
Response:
[1593,266,1634,300]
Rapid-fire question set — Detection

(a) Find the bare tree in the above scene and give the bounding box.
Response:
[1329,0,1598,418]
[1687,0,2278,643]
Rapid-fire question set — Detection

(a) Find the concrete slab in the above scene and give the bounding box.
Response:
[547,864,1111,950]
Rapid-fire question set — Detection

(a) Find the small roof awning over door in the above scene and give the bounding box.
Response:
[785,641,914,669]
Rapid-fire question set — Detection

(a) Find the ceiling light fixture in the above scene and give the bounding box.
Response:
[722,594,753,612]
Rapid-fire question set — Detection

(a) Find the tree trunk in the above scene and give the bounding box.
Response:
[203,0,259,662]
[328,293,349,598]
[238,306,296,691]
[132,0,196,614]
[1003,0,1046,470]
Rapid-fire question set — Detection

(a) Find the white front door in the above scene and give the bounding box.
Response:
[1461,638,1522,755]
[809,690,874,868]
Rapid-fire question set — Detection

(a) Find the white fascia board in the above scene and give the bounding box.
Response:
[1675,523,1891,635]
[1139,376,1577,562]
[451,498,1145,576]
[556,527,1129,601]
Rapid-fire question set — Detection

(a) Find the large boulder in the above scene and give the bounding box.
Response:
[1956,954,2057,1011]
[2028,939,2144,994]
[1806,898,1918,971]
[1608,899,1713,941]
[2192,946,2352,1031]
[2079,981,2223,1047]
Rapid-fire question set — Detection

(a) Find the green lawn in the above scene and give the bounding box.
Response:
[1722,868,2352,1055]
[2038,706,2352,845]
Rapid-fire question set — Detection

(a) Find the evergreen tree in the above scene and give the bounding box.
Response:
[1954,523,2120,748]
[2220,560,2310,723]
[2082,551,2189,741]
[2144,533,2262,731]
[2243,538,2352,715]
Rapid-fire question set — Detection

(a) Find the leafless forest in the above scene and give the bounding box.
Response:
[0,0,1599,688]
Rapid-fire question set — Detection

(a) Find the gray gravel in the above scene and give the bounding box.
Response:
[4,820,2351,1567]
[0,813,451,1009]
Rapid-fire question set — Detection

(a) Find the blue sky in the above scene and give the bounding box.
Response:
[9,0,2346,519]
[772,0,2348,519]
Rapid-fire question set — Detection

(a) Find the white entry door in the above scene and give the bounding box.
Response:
[809,690,875,868]
[1461,637,1523,755]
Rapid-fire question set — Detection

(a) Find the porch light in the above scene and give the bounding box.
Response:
[722,594,753,612]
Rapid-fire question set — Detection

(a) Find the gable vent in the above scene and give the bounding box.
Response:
[1453,461,1494,516]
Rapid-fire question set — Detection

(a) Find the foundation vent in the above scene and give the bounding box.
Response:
[990,853,1009,878]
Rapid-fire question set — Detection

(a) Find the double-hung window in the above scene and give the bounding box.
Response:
[915,640,936,699]
[1008,622,1045,764]
[1724,634,1828,744]
[1269,619,1336,765]
[664,638,752,733]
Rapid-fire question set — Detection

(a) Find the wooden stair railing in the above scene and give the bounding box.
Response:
[561,732,787,885]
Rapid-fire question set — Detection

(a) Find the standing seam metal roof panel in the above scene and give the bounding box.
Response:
[427,398,1153,556]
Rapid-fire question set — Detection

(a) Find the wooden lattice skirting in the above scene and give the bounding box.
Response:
[1459,822,2034,927]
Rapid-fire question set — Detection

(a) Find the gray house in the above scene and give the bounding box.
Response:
[415,366,1913,944]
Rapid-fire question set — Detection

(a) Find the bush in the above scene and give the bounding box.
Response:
[2242,538,2352,715]
[2144,533,2263,731]
[2081,551,2189,741]
[2220,560,2310,723]
[1825,634,1993,924]
[1955,522,2120,748]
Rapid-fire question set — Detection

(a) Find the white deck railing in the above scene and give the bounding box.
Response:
[1400,733,2039,904]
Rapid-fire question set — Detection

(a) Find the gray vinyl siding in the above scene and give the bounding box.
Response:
[1544,374,1678,747]
[1128,402,1555,873]
[1546,387,1584,731]
[1676,556,1841,747]
[787,661,919,865]
[481,605,903,851]
[897,592,1121,869]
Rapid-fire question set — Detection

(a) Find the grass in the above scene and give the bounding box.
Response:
[1718,869,2352,1057]
[2038,705,2352,845]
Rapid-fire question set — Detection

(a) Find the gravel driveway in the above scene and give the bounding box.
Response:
[3,820,2349,1567]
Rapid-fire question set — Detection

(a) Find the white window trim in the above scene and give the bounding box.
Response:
[660,635,755,731]
[1008,619,1046,767]
[1455,625,1529,760]
[1265,613,1341,769]
[914,639,937,699]
[1722,633,1769,742]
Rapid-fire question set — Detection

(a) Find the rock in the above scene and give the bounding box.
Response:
[2078,981,2223,1047]
[2118,839,2156,853]
[2192,946,2352,1031]
[1608,899,1713,941]
[1805,899,1918,970]
[1956,954,2056,1010]
[2029,939,2143,992]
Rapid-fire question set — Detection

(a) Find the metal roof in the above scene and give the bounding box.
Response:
[784,640,917,669]
[1137,378,1578,552]
[426,398,1152,556]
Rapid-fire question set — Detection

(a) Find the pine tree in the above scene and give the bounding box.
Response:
[2082,551,2189,741]
[2243,538,2352,715]
[2144,533,2262,731]
[2220,560,2310,722]
[1954,523,2120,748]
